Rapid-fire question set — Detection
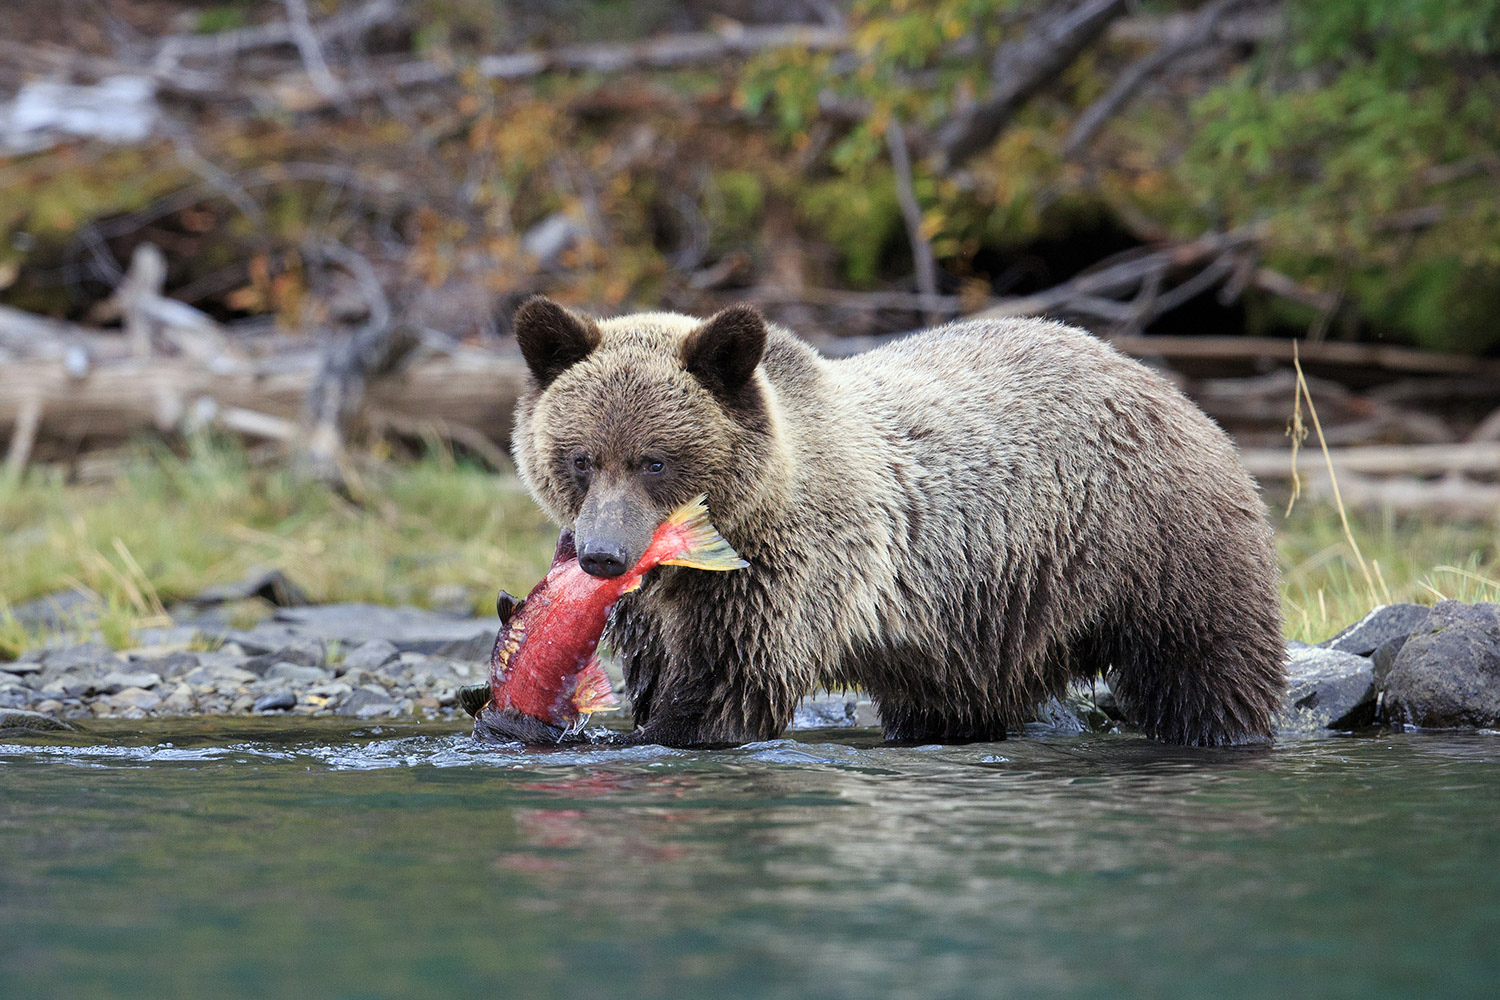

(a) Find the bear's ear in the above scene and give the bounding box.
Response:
[682,305,767,398]
[513,296,601,388]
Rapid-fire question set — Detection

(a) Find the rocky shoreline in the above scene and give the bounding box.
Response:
[3,590,1498,738]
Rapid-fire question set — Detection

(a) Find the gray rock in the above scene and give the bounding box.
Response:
[97,670,162,694]
[38,642,125,677]
[252,690,297,712]
[307,681,353,700]
[337,685,398,718]
[1322,603,1432,657]
[337,667,389,689]
[182,663,257,689]
[234,603,493,655]
[158,683,196,714]
[434,632,497,663]
[338,639,400,675]
[191,651,256,674]
[1274,645,1377,733]
[108,687,162,712]
[1382,601,1500,728]
[262,662,331,685]
[241,641,327,676]
[188,568,309,608]
[0,709,73,733]
[6,588,100,631]
[0,658,43,676]
[0,684,32,709]
[126,651,200,679]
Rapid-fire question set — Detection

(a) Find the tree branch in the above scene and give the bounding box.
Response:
[886,118,940,327]
[936,0,1129,171]
[1066,0,1253,156]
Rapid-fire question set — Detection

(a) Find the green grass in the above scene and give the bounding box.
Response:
[0,439,557,656]
[1276,503,1500,643]
[1,439,1496,656]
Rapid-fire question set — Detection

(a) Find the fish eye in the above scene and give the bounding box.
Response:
[642,458,665,475]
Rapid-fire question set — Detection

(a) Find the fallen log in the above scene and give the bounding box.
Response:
[0,349,528,464]
[270,23,851,111]
[1239,443,1500,480]
[1269,471,1500,520]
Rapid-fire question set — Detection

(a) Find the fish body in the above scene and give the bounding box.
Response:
[477,494,747,737]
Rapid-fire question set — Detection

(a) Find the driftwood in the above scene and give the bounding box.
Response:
[1273,471,1500,519]
[1240,443,1500,481]
[271,23,851,111]
[1243,442,1500,519]
[0,349,527,468]
[1106,335,1500,381]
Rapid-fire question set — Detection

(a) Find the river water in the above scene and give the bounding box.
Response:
[2,720,1497,999]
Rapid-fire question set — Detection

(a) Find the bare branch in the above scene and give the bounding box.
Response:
[936,0,1129,171]
[152,0,398,69]
[1066,0,1254,156]
[282,0,346,101]
[886,118,940,327]
[273,23,851,112]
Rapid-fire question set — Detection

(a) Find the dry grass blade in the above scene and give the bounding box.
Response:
[1286,342,1384,606]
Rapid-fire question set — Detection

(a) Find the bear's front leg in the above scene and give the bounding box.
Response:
[612,609,813,748]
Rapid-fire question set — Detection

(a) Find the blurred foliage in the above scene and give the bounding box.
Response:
[2,0,1499,350]
[743,0,1500,349]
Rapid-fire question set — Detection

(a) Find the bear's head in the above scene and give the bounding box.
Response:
[510,296,777,578]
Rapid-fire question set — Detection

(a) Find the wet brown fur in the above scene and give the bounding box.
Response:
[502,298,1286,748]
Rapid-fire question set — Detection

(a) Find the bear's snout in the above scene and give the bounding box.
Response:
[578,541,630,578]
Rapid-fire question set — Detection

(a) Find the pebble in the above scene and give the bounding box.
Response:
[338,686,398,718]
[98,670,163,694]
[253,690,298,712]
[109,687,163,711]
[158,683,197,715]
[338,639,401,675]
[263,662,331,685]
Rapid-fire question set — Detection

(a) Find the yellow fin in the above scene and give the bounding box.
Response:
[659,494,750,572]
[570,654,619,717]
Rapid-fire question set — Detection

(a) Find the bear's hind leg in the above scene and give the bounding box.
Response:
[1107,599,1285,746]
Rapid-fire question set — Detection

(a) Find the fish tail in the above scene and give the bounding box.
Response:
[658,494,749,571]
[569,654,620,717]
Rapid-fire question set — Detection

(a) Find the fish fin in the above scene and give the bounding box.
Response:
[496,589,524,625]
[457,682,491,718]
[658,493,750,571]
[569,654,619,717]
[550,526,577,569]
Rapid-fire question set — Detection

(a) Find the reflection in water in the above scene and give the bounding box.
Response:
[1,721,1498,1000]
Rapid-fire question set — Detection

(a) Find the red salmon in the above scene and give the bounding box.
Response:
[467,494,746,742]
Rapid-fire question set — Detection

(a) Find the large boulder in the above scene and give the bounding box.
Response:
[1321,604,1432,656]
[1275,642,1378,734]
[1381,601,1500,729]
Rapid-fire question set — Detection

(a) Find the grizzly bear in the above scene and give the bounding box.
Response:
[488,297,1285,747]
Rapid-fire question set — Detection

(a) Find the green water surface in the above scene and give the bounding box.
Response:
[1,721,1497,999]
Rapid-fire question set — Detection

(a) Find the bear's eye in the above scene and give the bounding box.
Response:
[642,458,665,475]
[571,454,591,473]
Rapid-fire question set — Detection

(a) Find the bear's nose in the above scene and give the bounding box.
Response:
[578,542,629,578]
